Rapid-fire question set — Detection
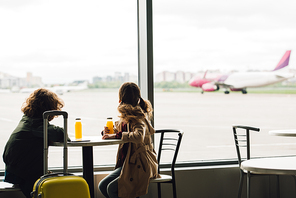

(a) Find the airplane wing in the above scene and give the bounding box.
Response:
[201,80,233,92]
[215,82,232,87]
[212,74,233,88]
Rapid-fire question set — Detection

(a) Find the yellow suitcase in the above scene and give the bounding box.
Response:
[31,111,90,198]
[31,173,90,198]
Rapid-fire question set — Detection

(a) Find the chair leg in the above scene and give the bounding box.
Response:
[157,183,161,198]
[292,175,296,197]
[172,180,177,198]
[237,171,244,198]
[276,175,280,198]
[247,172,251,198]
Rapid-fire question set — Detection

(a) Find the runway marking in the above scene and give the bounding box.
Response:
[207,142,296,148]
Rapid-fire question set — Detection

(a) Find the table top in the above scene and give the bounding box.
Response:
[0,182,20,191]
[269,129,296,137]
[52,136,125,147]
[241,156,296,175]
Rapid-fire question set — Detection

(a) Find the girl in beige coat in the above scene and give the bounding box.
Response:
[99,82,159,198]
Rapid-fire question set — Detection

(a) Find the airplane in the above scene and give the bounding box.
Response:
[47,81,88,95]
[19,81,88,95]
[189,50,294,94]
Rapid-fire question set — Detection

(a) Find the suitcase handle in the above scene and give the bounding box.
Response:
[43,110,68,175]
[40,172,73,179]
[43,110,68,119]
[31,172,75,198]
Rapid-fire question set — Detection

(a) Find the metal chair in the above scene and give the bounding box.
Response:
[138,129,183,198]
[233,125,283,198]
[233,125,260,198]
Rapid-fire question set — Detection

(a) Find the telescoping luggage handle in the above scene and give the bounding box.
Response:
[43,110,68,175]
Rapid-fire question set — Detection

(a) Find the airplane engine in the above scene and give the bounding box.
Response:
[201,83,219,92]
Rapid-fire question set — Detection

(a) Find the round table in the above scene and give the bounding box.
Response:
[241,156,296,175]
[269,129,296,137]
[52,136,124,198]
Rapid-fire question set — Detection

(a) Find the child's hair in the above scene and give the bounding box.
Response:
[118,82,153,121]
[21,88,64,121]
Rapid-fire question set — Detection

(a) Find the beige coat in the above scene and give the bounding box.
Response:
[114,118,160,198]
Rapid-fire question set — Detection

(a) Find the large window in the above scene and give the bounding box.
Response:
[1,0,296,171]
[153,0,296,162]
[0,0,137,169]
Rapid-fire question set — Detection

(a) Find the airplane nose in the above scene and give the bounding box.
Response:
[189,80,196,86]
[189,78,211,87]
[189,79,202,87]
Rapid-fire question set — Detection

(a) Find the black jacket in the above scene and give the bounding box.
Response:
[2,115,65,181]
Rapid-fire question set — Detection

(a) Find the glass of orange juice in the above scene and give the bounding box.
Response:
[106,117,114,134]
[75,118,82,140]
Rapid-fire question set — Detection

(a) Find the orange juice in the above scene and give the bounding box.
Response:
[106,117,114,134]
[75,118,82,140]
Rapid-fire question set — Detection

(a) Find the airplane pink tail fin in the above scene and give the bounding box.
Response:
[273,50,291,71]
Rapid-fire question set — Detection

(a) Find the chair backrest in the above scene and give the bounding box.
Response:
[232,125,260,165]
[155,129,184,176]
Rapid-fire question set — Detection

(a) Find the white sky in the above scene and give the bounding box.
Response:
[0,0,296,84]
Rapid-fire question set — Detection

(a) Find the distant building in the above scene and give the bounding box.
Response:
[106,76,113,82]
[114,72,123,82]
[92,72,137,84]
[0,72,42,89]
[26,72,43,87]
[175,71,185,83]
[123,73,129,82]
[155,71,175,82]
[128,74,137,83]
[0,73,25,88]
[92,76,103,84]
[185,72,194,81]
[155,71,195,82]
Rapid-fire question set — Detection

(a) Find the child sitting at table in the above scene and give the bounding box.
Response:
[99,82,160,198]
[2,88,66,198]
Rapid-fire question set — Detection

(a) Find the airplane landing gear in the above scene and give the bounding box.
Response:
[242,89,247,94]
[224,90,230,94]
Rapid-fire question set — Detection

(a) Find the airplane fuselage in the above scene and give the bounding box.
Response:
[223,72,294,89]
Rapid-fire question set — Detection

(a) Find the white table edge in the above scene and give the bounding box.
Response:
[269,129,296,137]
[241,157,296,175]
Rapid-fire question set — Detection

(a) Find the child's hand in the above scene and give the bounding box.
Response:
[102,133,116,139]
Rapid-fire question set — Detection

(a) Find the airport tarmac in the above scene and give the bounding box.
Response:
[1,90,296,169]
